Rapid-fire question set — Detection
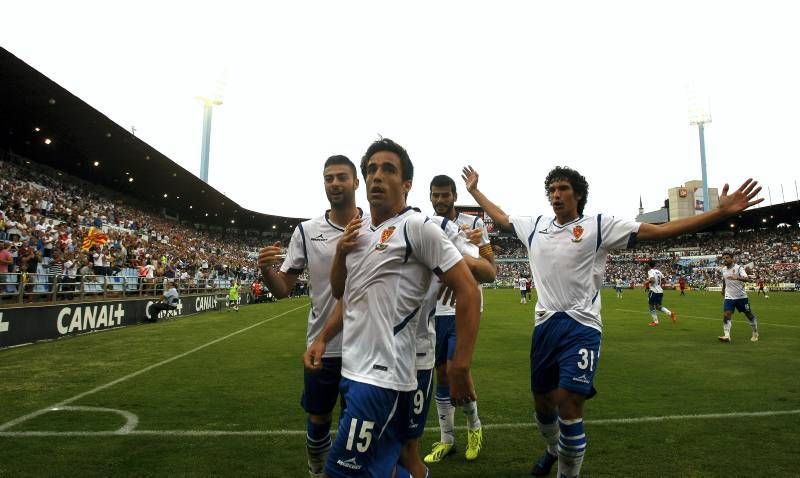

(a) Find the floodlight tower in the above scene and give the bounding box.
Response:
[688,90,712,211]
[196,95,223,183]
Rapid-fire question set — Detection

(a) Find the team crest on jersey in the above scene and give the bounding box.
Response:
[376,226,396,250]
[571,225,584,242]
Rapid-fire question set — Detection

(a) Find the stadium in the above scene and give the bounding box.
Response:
[2,10,800,477]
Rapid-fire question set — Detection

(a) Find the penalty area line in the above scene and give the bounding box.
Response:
[615,308,800,329]
[0,303,308,432]
[2,409,798,437]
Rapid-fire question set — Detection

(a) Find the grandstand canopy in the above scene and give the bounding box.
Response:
[708,200,799,233]
[0,47,303,233]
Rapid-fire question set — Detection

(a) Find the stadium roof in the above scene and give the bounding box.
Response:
[713,200,799,233]
[0,47,304,233]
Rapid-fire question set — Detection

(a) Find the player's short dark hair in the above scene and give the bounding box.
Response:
[361,138,413,182]
[647,260,656,268]
[430,175,457,195]
[544,166,589,215]
[324,155,357,179]
[721,251,734,258]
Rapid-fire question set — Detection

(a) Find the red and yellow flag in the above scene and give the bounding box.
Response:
[81,227,109,251]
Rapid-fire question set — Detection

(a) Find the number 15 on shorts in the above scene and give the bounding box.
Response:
[345,419,374,452]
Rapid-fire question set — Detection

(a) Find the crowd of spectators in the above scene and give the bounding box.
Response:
[0,155,293,302]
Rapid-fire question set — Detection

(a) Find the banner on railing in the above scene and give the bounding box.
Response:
[0,294,228,348]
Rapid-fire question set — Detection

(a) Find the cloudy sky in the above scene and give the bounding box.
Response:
[3,1,799,220]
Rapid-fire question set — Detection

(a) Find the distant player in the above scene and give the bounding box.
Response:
[518,275,528,304]
[678,276,687,296]
[462,164,761,477]
[227,281,240,311]
[526,277,533,301]
[756,277,769,298]
[614,277,624,298]
[258,155,362,478]
[425,174,494,464]
[646,261,675,326]
[305,138,481,478]
[719,252,760,343]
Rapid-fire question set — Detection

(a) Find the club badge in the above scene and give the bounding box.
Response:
[376,226,396,250]
[571,225,584,243]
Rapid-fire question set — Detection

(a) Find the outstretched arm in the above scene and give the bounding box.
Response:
[461,166,513,232]
[638,179,762,241]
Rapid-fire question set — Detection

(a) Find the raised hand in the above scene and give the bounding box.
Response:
[257,241,284,274]
[717,179,763,216]
[336,216,363,257]
[461,165,479,193]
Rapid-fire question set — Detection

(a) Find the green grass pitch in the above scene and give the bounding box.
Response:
[1,289,798,477]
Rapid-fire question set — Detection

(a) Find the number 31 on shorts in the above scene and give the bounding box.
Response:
[577,348,596,371]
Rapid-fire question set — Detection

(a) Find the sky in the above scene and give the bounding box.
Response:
[3,1,799,220]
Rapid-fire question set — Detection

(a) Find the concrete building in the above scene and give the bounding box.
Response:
[668,180,718,220]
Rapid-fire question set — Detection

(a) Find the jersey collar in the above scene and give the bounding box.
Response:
[551,214,584,229]
[325,207,364,231]
[369,206,418,231]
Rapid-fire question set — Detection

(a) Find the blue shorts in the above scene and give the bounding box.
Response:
[531,313,602,398]
[325,378,406,478]
[301,357,343,416]
[434,315,456,367]
[724,298,751,314]
[648,291,664,307]
[520,289,527,297]
[402,369,434,440]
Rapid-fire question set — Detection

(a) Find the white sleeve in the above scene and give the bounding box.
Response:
[408,217,463,274]
[647,270,655,281]
[442,219,479,258]
[508,215,540,252]
[599,215,641,251]
[738,266,748,279]
[472,217,490,247]
[279,225,307,275]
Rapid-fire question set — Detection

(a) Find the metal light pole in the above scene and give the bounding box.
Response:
[196,96,223,183]
[689,90,712,212]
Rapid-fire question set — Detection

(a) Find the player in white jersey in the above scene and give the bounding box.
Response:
[614,277,624,298]
[462,164,762,477]
[304,138,482,478]
[518,276,529,304]
[258,155,362,478]
[645,261,675,326]
[719,251,760,343]
[424,174,495,464]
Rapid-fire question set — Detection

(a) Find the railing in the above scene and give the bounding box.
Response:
[0,271,235,306]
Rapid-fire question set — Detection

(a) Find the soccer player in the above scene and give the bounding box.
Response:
[257,155,362,478]
[518,275,528,304]
[461,164,761,477]
[615,277,624,298]
[719,252,760,343]
[424,174,494,464]
[645,261,675,326]
[305,138,481,478]
[678,276,687,296]
[756,277,769,298]
[227,281,240,311]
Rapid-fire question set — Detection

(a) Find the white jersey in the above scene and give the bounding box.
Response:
[647,269,664,294]
[281,209,364,357]
[415,216,479,370]
[435,213,489,316]
[615,278,623,288]
[342,208,463,392]
[722,263,748,300]
[510,213,640,332]
[519,278,528,290]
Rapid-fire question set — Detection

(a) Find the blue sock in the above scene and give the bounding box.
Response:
[306,417,331,472]
[395,464,412,478]
[436,383,449,400]
[435,384,455,444]
[535,410,559,455]
[557,417,587,477]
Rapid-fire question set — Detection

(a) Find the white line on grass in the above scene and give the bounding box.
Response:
[2,409,798,437]
[0,303,308,432]
[615,308,800,329]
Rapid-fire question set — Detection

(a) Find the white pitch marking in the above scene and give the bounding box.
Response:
[615,308,800,329]
[0,304,308,432]
[52,406,140,434]
[1,409,798,437]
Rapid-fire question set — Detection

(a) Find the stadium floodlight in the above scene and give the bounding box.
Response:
[688,85,712,212]
[44,138,52,145]
[93,161,99,167]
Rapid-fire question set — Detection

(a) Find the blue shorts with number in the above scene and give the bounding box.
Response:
[724,298,751,313]
[325,378,406,478]
[402,368,434,441]
[434,315,456,367]
[531,313,602,398]
[300,357,343,415]
[648,291,664,307]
